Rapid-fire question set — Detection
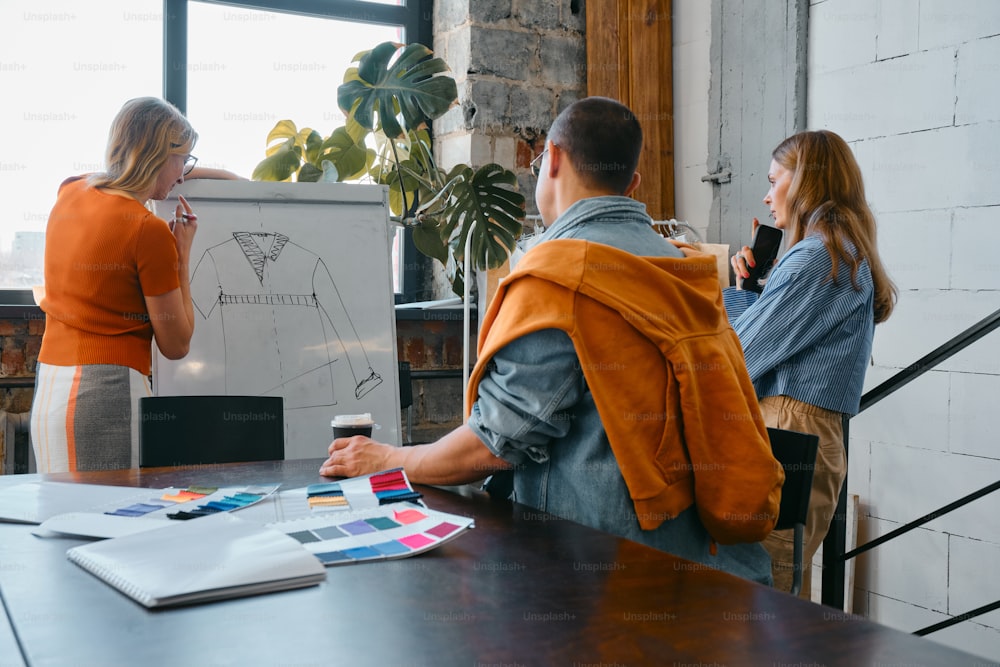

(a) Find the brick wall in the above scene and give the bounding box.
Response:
[396,310,474,443]
[0,307,472,468]
[434,0,587,217]
[0,311,43,471]
[424,1,586,301]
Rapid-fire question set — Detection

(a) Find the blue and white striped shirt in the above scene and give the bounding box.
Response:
[722,234,875,415]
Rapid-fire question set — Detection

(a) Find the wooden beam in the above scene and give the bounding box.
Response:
[586,0,674,220]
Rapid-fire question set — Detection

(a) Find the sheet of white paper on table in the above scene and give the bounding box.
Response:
[34,512,167,539]
[0,482,154,524]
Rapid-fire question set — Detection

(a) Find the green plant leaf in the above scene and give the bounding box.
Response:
[301,129,325,165]
[320,126,371,181]
[443,164,525,271]
[412,216,449,264]
[383,166,422,216]
[338,42,458,139]
[252,138,303,181]
[264,120,300,155]
[297,162,324,183]
[445,253,465,297]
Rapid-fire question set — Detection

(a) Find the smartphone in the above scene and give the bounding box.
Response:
[743,223,783,293]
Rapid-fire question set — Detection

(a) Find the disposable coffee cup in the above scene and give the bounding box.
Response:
[331,413,374,439]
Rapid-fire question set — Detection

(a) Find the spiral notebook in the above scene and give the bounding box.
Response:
[66,512,326,608]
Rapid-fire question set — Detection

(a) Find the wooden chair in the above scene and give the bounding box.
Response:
[138,396,284,467]
[767,426,820,596]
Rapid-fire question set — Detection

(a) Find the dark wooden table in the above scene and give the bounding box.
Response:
[0,460,987,666]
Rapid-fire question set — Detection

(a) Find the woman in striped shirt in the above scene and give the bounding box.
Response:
[724,129,897,598]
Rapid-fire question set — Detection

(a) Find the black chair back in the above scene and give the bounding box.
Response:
[767,427,819,531]
[139,395,284,467]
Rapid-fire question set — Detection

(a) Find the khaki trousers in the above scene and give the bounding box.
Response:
[759,395,846,600]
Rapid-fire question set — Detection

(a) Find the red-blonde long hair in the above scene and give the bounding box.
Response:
[773,129,896,323]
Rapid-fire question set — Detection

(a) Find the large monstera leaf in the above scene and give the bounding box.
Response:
[441,164,525,271]
[252,120,314,181]
[338,42,458,139]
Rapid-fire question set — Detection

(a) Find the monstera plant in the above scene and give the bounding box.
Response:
[252,42,525,296]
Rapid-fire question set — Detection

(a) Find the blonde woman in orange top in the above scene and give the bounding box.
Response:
[30,97,226,472]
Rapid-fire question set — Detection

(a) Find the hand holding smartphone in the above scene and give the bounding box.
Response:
[742,221,783,293]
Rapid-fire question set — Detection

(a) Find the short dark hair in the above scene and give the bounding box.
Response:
[547,96,642,194]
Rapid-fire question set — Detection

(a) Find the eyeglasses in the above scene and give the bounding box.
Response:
[182,155,198,176]
[529,149,548,178]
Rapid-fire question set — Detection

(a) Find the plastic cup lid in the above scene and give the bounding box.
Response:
[331,413,373,427]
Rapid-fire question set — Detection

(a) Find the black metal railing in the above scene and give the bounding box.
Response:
[821,307,1000,636]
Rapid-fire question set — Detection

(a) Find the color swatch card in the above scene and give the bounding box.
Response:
[27,484,281,539]
[237,468,424,524]
[268,501,474,565]
[304,468,422,511]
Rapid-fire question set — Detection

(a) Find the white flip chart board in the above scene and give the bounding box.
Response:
[154,180,400,459]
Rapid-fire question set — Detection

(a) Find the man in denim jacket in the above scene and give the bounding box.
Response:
[321,97,781,584]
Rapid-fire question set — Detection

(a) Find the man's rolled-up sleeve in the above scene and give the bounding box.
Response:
[468,328,585,465]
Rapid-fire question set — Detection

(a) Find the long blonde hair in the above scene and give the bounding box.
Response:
[773,130,896,323]
[89,97,197,196]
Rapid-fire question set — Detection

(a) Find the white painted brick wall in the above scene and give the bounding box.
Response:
[956,35,1000,125]
[876,0,920,60]
[856,125,1000,212]
[867,444,1000,543]
[930,617,1000,664]
[947,330,1000,375]
[670,1,1000,654]
[950,536,1000,627]
[808,0,878,74]
[867,592,1000,659]
[850,370,950,451]
[864,519,949,611]
[953,207,1000,290]
[876,209,952,290]
[862,290,1000,370]
[949,371,1000,458]
[918,0,1000,50]
[811,49,956,140]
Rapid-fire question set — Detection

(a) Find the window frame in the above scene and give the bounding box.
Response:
[163,0,432,113]
[1,0,431,305]
[166,0,431,303]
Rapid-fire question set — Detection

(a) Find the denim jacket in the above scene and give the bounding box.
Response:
[468,197,773,584]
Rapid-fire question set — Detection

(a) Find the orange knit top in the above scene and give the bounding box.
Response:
[38,177,180,376]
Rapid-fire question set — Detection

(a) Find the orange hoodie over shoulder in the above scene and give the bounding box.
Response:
[467,239,783,545]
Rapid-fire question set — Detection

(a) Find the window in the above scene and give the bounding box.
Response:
[0,0,430,300]
[184,4,403,183]
[0,0,163,288]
